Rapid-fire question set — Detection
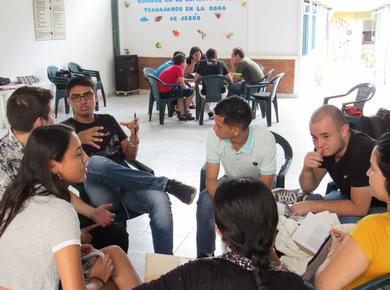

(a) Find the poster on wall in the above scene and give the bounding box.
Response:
[121,0,248,57]
[34,0,66,41]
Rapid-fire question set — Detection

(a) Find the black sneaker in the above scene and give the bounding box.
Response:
[178,114,195,121]
[207,112,214,120]
[166,179,197,205]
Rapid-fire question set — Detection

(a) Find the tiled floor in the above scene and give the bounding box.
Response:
[1,83,389,279]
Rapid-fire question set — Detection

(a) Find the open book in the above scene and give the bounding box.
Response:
[292,212,332,255]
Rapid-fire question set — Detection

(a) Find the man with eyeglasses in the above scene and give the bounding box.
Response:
[62,76,196,255]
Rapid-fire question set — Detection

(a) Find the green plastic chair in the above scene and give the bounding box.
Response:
[47,65,70,117]
[195,74,232,125]
[199,131,293,191]
[143,73,186,125]
[352,273,390,290]
[248,72,285,127]
[68,62,106,109]
[143,67,158,113]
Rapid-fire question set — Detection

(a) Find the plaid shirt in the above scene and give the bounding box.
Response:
[0,130,24,199]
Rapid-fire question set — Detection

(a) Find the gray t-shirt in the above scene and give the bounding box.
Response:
[235,58,264,83]
[0,193,80,290]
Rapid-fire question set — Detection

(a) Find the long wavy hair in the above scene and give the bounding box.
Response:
[376,132,390,196]
[0,125,74,237]
[213,177,278,290]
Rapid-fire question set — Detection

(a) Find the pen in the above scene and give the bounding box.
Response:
[134,112,138,134]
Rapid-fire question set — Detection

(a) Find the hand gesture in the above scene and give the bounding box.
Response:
[91,203,115,227]
[120,118,139,135]
[80,243,93,257]
[303,149,324,170]
[89,254,114,285]
[78,126,104,149]
[328,228,347,256]
[81,224,99,244]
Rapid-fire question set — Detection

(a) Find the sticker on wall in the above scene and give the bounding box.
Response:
[155,16,163,22]
[225,32,234,39]
[124,0,130,8]
[140,17,149,22]
[197,29,206,39]
[155,42,162,48]
[172,30,180,37]
[241,1,247,7]
[214,13,222,19]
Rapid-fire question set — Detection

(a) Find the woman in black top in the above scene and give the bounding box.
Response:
[184,46,204,77]
[132,177,304,290]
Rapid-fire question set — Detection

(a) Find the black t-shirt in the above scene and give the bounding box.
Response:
[195,59,229,95]
[133,258,304,290]
[320,130,385,207]
[62,114,128,167]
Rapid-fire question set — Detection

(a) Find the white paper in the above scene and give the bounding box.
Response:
[292,212,332,254]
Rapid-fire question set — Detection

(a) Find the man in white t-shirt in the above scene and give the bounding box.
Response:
[196,96,276,257]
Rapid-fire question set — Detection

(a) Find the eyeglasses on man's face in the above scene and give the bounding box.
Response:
[70,91,94,102]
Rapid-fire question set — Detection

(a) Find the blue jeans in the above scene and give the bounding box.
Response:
[306,190,387,224]
[196,188,216,255]
[227,82,243,97]
[84,156,173,254]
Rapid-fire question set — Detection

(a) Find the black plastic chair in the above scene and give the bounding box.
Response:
[353,273,390,290]
[143,73,187,125]
[249,72,285,127]
[68,62,106,108]
[323,83,376,114]
[199,131,293,191]
[195,74,232,125]
[47,65,70,117]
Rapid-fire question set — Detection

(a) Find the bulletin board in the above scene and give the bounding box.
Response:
[121,0,248,56]
[34,0,66,41]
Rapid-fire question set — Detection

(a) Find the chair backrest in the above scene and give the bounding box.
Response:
[348,83,376,111]
[143,67,156,78]
[263,68,275,81]
[68,62,84,74]
[196,74,232,102]
[143,73,162,101]
[270,131,293,188]
[267,73,285,101]
[258,63,264,71]
[352,273,390,290]
[47,65,69,86]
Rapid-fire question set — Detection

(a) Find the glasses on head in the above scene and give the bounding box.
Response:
[70,91,94,102]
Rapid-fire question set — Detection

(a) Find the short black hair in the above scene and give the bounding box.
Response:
[214,96,252,130]
[206,48,217,60]
[6,86,53,132]
[173,51,185,58]
[173,53,186,65]
[67,75,95,96]
[232,47,245,58]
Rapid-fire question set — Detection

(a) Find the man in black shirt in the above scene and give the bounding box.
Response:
[63,76,196,255]
[290,105,387,223]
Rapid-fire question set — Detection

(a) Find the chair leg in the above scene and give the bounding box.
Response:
[99,83,106,107]
[196,94,202,120]
[148,93,154,122]
[159,102,166,125]
[273,96,279,123]
[167,102,174,117]
[260,102,266,118]
[64,97,70,114]
[251,101,257,119]
[199,101,206,125]
[55,93,60,117]
[266,101,272,127]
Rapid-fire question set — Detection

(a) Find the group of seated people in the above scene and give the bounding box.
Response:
[0,72,389,289]
[153,46,264,121]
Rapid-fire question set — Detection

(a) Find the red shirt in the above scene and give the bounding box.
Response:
[157,65,183,92]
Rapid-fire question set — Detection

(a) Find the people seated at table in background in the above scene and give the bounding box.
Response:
[133,177,304,290]
[194,48,232,120]
[158,54,195,121]
[0,86,128,251]
[287,105,387,223]
[184,46,204,78]
[315,132,390,290]
[154,51,185,77]
[63,76,196,255]
[196,97,276,258]
[227,47,264,97]
[0,125,140,290]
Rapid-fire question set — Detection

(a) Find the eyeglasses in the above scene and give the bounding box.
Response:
[70,91,94,102]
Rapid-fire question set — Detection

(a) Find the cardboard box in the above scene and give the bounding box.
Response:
[144,253,192,282]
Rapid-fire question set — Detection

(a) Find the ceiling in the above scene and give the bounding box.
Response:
[315,0,390,12]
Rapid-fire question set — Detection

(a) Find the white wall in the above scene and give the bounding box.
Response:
[119,0,302,59]
[0,0,115,93]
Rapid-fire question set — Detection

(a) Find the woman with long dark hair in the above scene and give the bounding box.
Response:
[315,132,390,290]
[0,125,140,290]
[184,46,204,77]
[132,177,304,290]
